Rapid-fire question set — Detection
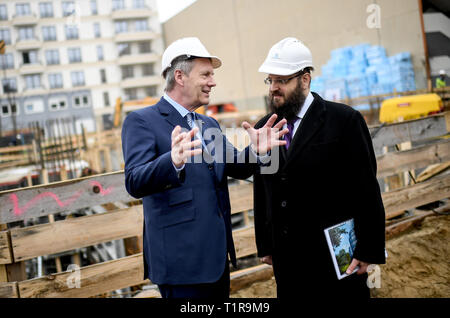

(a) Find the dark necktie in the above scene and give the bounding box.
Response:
[285,117,299,149]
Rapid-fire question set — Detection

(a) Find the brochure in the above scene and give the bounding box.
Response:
[324,218,359,280]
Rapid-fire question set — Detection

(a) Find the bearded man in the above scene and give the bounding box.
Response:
[252,38,386,301]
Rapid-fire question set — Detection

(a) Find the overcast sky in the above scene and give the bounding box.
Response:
[156,0,198,23]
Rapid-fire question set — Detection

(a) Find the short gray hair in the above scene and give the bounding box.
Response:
[163,55,196,92]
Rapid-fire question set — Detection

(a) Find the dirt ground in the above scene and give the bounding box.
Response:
[231,215,450,298]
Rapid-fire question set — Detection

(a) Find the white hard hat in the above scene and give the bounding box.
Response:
[439,69,446,75]
[259,37,314,76]
[161,37,222,76]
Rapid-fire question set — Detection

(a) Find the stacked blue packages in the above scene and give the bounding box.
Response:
[346,74,370,98]
[315,44,417,99]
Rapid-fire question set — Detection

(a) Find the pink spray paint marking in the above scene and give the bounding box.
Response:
[10,190,83,216]
[89,181,114,195]
[9,180,115,217]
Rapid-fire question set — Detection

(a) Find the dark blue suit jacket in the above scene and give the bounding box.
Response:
[122,97,256,285]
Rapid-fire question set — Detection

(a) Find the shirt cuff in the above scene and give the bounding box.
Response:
[172,162,185,178]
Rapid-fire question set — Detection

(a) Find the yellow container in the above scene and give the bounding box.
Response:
[379,93,443,123]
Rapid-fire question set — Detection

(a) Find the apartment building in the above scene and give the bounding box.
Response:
[0,0,163,134]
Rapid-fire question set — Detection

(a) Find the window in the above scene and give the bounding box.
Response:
[0,5,8,20]
[2,78,17,93]
[22,50,38,64]
[117,43,130,56]
[142,63,154,76]
[139,41,151,53]
[73,94,90,108]
[100,69,107,83]
[48,73,63,89]
[112,0,125,11]
[97,45,104,61]
[135,19,148,31]
[39,2,53,18]
[121,66,134,79]
[16,3,31,16]
[19,27,34,40]
[1,104,18,117]
[62,1,75,17]
[145,86,157,97]
[65,25,79,40]
[42,26,57,41]
[24,99,44,114]
[49,99,67,111]
[71,71,85,86]
[90,0,98,15]
[0,29,11,45]
[103,92,110,106]
[45,49,59,65]
[93,23,101,38]
[124,88,137,101]
[25,74,41,89]
[0,54,14,69]
[114,21,128,34]
[133,0,146,9]
[68,48,82,63]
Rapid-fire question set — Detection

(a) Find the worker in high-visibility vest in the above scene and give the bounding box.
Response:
[436,70,446,88]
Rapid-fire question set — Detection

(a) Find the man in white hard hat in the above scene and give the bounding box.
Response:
[436,69,446,88]
[122,37,287,298]
[252,37,386,300]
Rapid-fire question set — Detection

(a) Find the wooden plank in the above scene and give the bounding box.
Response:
[385,211,435,239]
[133,289,161,298]
[0,171,133,224]
[233,226,257,259]
[0,231,13,265]
[370,112,449,154]
[376,140,450,178]
[230,264,273,293]
[18,253,147,298]
[229,183,253,214]
[0,282,19,298]
[416,162,450,182]
[11,206,143,262]
[382,173,450,219]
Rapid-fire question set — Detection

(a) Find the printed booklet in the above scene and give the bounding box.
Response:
[324,219,359,280]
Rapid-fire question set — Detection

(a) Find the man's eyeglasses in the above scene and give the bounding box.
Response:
[264,73,301,85]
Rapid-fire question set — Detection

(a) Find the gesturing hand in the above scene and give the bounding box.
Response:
[242,114,289,155]
[171,125,202,168]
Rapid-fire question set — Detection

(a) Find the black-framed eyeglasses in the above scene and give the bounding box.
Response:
[264,73,301,85]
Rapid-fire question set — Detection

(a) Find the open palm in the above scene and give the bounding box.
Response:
[242,114,288,155]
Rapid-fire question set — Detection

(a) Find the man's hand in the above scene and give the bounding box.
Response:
[171,125,202,168]
[346,258,370,275]
[242,114,289,155]
[261,255,273,266]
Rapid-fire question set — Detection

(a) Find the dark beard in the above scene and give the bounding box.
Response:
[269,82,307,122]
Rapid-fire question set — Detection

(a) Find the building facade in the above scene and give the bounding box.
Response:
[0,0,164,135]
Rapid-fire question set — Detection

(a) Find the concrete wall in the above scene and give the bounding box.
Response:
[163,0,427,110]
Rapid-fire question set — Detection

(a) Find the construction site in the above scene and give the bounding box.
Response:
[0,0,449,300]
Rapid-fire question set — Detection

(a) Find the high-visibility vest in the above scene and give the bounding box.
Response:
[436,77,446,88]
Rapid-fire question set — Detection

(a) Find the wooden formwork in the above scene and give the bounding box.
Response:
[0,112,449,298]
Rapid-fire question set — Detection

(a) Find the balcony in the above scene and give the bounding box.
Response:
[15,37,41,50]
[120,75,161,89]
[12,14,39,26]
[114,30,158,43]
[20,62,45,75]
[117,52,159,65]
[111,7,154,20]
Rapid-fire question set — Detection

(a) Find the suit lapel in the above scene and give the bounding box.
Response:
[284,94,326,169]
[157,97,191,131]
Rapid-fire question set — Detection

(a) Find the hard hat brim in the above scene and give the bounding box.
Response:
[258,64,302,76]
[161,55,222,76]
